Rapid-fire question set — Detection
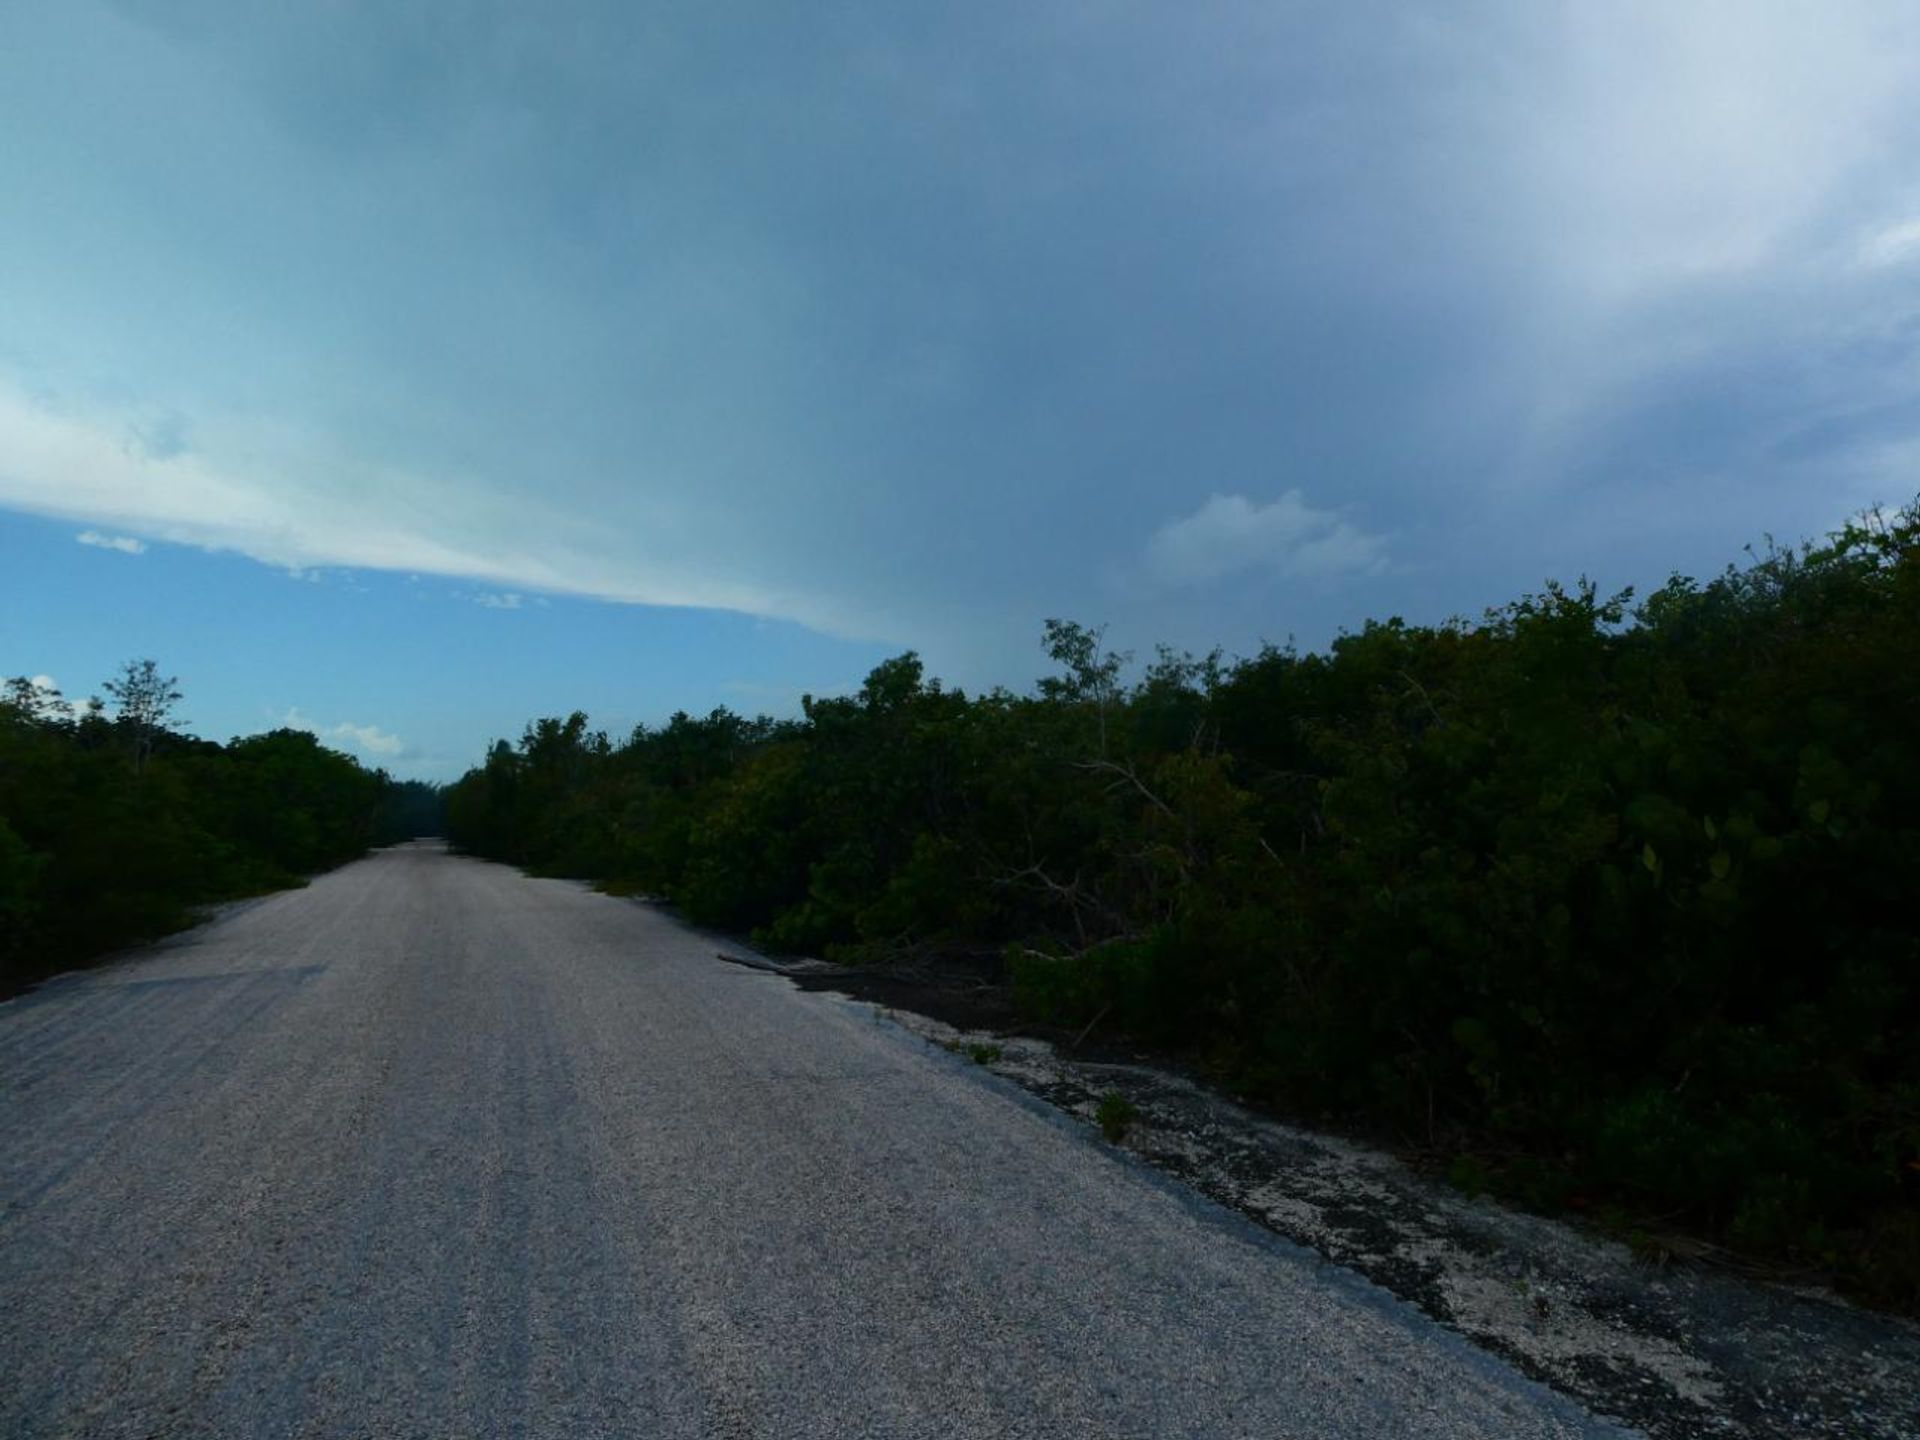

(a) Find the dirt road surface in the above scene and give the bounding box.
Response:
[0,843,1626,1438]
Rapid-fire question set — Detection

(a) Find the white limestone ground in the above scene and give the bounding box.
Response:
[870,1009,1920,1440]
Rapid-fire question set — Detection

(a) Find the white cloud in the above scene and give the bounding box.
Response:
[1498,4,1917,304]
[124,411,190,461]
[76,529,146,554]
[278,707,405,758]
[5,4,1919,680]
[0,380,860,638]
[474,591,523,609]
[1857,216,1920,268]
[29,675,58,694]
[1147,492,1387,587]
[329,721,404,757]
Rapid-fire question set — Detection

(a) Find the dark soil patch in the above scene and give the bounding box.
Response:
[784,964,1018,1034]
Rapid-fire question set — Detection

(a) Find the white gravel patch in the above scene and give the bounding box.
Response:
[879,1007,1920,1440]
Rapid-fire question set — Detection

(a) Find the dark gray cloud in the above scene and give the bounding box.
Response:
[3,1,1917,682]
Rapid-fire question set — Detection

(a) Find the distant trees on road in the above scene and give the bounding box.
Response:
[0,666,440,996]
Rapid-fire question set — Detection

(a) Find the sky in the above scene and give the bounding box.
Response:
[4,2,1919,779]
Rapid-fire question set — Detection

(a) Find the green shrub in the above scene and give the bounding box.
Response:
[439,500,1920,1307]
[1095,1092,1140,1143]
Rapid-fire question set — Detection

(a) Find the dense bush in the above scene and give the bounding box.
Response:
[445,504,1920,1306]
[0,666,436,994]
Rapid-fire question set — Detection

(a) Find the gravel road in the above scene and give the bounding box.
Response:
[0,843,1630,1438]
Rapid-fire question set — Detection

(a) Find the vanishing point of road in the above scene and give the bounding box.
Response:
[0,842,1626,1438]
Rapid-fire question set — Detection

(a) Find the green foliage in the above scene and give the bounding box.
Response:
[1096,1091,1140,1143]
[0,665,417,993]
[442,500,1920,1306]
[1447,1154,1493,1199]
[377,780,446,843]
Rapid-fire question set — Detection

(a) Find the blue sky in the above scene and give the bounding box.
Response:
[4,3,1918,779]
[0,511,888,778]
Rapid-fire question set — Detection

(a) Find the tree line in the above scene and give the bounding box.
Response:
[446,502,1920,1307]
[0,662,440,996]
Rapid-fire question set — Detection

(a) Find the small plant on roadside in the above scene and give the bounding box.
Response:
[1625,1229,1673,1268]
[1447,1153,1492,1199]
[1095,1091,1139,1143]
[967,1042,1003,1065]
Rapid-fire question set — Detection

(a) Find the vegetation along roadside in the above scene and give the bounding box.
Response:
[446,501,1920,1312]
[0,661,442,999]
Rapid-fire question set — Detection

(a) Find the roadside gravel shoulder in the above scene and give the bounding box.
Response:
[756,964,1920,1440]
